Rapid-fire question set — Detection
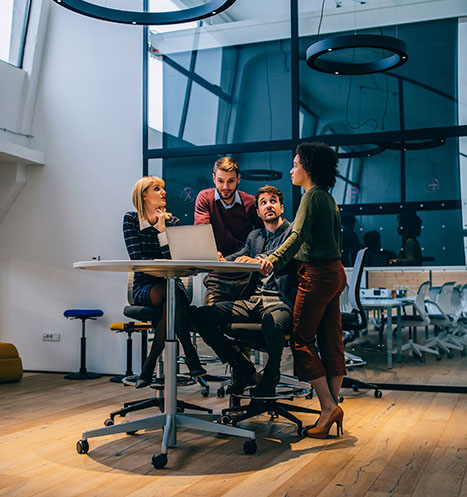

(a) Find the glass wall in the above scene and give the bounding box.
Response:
[146,2,466,266]
[155,151,293,225]
[0,0,30,67]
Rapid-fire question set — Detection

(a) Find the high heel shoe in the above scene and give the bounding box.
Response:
[305,405,343,439]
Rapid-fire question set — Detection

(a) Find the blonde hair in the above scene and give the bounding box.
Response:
[131,176,171,222]
[213,156,239,176]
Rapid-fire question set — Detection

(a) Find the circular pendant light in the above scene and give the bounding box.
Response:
[337,144,385,159]
[241,170,283,181]
[52,0,237,25]
[306,34,408,75]
[381,138,445,151]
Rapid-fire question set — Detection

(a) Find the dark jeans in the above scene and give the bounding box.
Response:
[203,273,250,305]
[191,297,292,374]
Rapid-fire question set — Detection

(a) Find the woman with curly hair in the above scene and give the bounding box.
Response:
[123,176,205,388]
[259,142,346,438]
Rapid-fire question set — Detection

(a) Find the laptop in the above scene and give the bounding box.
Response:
[166,224,219,261]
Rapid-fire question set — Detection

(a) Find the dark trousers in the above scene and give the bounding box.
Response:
[191,297,292,373]
[293,260,347,381]
[203,274,250,305]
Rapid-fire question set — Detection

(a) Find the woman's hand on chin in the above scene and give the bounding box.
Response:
[154,208,166,232]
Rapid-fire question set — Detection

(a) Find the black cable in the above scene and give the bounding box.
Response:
[317,0,326,39]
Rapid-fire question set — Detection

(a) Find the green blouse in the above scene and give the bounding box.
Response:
[267,186,342,271]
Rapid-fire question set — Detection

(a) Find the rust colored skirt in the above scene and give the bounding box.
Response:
[292,259,347,381]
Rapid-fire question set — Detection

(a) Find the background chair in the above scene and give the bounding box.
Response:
[63,308,103,380]
[425,282,465,357]
[341,248,383,399]
[390,281,439,362]
[108,321,152,383]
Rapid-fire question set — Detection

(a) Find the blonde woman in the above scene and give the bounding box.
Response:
[123,176,205,388]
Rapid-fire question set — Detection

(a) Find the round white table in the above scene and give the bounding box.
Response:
[73,259,261,468]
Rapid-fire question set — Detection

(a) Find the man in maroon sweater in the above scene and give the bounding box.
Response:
[195,157,262,304]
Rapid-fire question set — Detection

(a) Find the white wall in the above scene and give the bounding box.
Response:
[0,3,145,374]
[0,59,27,144]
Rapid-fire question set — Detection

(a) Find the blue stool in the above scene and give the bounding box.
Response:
[64,309,104,380]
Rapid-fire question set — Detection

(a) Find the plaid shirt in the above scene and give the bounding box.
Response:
[123,211,179,305]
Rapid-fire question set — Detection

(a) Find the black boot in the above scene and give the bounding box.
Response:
[251,369,280,398]
[229,352,259,395]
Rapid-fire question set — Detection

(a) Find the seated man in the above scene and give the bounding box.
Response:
[191,186,296,397]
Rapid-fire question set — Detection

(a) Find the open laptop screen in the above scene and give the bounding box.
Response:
[166,224,219,261]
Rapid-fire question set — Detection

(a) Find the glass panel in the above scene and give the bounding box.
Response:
[0,0,30,67]
[161,150,293,225]
[405,137,460,202]
[350,210,464,267]
[148,0,291,148]
[334,149,401,205]
[148,158,163,177]
[299,18,458,137]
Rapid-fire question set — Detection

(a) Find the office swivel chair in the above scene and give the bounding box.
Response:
[425,282,466,357]
[340,248,383,399]
[390,281,439,362]
[104,275,213,426]
[219,325,320,436]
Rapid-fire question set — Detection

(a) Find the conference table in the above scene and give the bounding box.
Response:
[360,297,410,369]
[73,259,261,469]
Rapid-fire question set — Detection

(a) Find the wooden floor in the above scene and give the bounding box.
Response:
[1,345,467,497]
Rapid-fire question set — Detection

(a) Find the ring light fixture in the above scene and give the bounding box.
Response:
[306,34,408,75]
[381,138,445,151]
[337,144,385,159]
[241,169,283,181]
[52,0,237,25]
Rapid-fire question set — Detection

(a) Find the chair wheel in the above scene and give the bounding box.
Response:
[339,395,344,403]
[76,439,89,454]
[298,426,308,437]
[436,354,442,361]
[152,453,168,469]
[126,431,138,435]
[176,407,185,413]
[352,385,359,392]
[447,352,454,359]
[104,418,114,427]
[221,415,232,425]
[461,349,467,357]
[217,387,225,398]
[201,389,209,398]
[243,439,257,455]
[419,355,426,363]
[374,390,382,398]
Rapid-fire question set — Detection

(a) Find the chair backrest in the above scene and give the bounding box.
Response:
[127,272,135,305]
[435,281,457,316]
[413,280,431,325]
[348,248,368,312]
[343,248,368,331]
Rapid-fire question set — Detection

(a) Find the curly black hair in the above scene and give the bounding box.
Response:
[295,142,339,189]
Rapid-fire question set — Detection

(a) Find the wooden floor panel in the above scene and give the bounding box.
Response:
[1,346,466,497]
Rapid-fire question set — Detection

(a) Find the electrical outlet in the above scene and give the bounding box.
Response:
[42,332,61,342]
